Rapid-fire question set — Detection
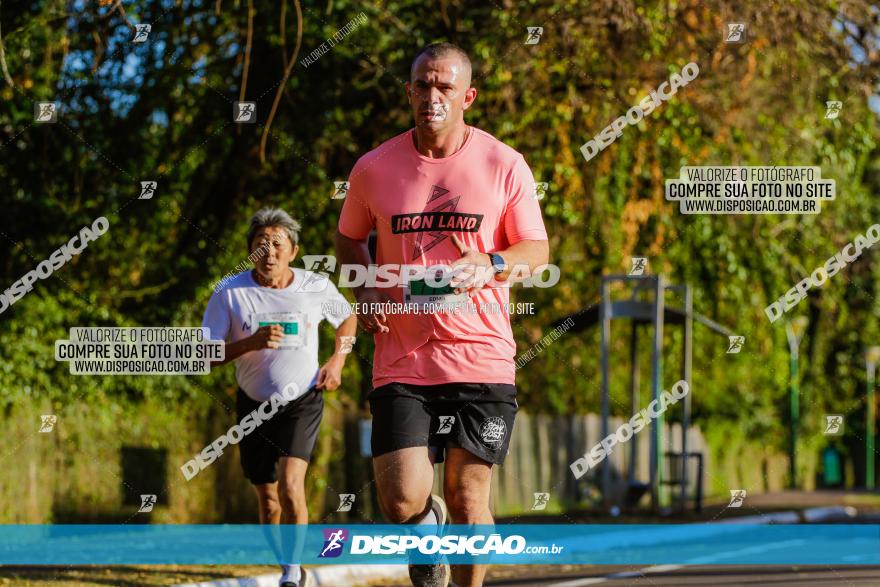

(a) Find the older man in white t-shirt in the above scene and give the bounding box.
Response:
[203,208,356,587]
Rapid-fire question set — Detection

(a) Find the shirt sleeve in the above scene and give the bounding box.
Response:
[337,158,375,240]
[502,155,549,244]
[320,278,353,328]
[201,289,231,342]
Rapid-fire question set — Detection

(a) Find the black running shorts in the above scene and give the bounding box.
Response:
[369,382,518,465]
[235,386,323,485]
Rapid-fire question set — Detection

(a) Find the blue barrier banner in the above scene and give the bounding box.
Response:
[0,524,878,565]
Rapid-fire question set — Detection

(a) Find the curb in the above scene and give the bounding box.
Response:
[173,506,859,586]
[174,565,409,587]
[714,505,857,524]
[800,505,858,522]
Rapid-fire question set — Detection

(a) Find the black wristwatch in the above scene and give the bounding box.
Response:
[489,253,507,274]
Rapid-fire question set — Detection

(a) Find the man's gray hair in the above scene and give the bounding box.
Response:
[246,208,301,249]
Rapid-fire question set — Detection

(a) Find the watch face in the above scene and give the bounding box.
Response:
[491,254,506,272]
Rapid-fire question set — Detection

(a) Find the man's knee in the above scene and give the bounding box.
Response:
[257,491,282,520]
[445,485,489,522]
[277,478,306,513]
[373,450,434,523]
[379,491,430,523]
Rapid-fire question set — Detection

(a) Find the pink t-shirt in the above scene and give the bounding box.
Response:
[338,126,548,387]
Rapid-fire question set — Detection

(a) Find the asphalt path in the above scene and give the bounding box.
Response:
[482,513,880,587]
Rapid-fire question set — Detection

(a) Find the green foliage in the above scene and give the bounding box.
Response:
[0,0,879,469]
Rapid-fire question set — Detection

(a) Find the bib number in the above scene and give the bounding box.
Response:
[254,311,305,349]
[403,270,467,310]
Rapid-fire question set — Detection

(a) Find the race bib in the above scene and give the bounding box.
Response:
[403,269,467,310]
[254,311,305,349]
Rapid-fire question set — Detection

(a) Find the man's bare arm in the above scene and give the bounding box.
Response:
[334,230,391,333]
[333,314,358,350]
[492,239,550,281]
[449,236,550,294]
[334,231,373,298]
[316,314,357,391]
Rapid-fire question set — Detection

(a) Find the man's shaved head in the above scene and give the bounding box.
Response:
[410,42,472,86]
[406,42,477,137]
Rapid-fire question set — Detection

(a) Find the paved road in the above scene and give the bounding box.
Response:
[480,512,880,587]
[486,565,880,586]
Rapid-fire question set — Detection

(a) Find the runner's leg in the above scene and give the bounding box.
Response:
[277,456,309,524]
[255,482,290,578]
[443,447,494,587]
[370,386,450,586]
[373,446,435,523]
[254,483,282,524]
[277,457,309,584]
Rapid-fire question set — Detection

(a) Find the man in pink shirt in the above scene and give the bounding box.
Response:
[335,42,549,587]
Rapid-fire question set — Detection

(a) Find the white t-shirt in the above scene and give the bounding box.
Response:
[201,267,352,402]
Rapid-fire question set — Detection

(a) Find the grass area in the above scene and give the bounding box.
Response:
[0,564,590,587]
[0,565,279,587]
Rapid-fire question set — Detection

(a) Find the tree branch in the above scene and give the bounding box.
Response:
[280,0,288,70]
[259,0,302,164]
[0,1,14,87]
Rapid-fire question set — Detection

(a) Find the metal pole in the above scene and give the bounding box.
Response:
[650,275,665,511]
[785,320,805,490]
[785,316,806,489]
[789,348,799,489]
[629,320,639,485]
[868,361,876,489]
[681,284,693,511]
[599,278,612,506]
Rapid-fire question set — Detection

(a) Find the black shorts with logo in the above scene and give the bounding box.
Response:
[369,382,518,465]
[235,386,323,485]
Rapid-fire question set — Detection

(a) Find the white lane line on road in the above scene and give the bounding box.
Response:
[551,564,684,586]
[549,540,805,586]
[683,539,806,565]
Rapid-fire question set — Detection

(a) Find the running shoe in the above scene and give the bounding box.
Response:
[280,567,314,587]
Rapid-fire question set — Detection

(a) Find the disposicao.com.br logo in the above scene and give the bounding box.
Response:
[321,531,563,557]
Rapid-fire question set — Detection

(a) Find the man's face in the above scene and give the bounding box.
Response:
[406,55,476,132]
[250,226,298,282]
